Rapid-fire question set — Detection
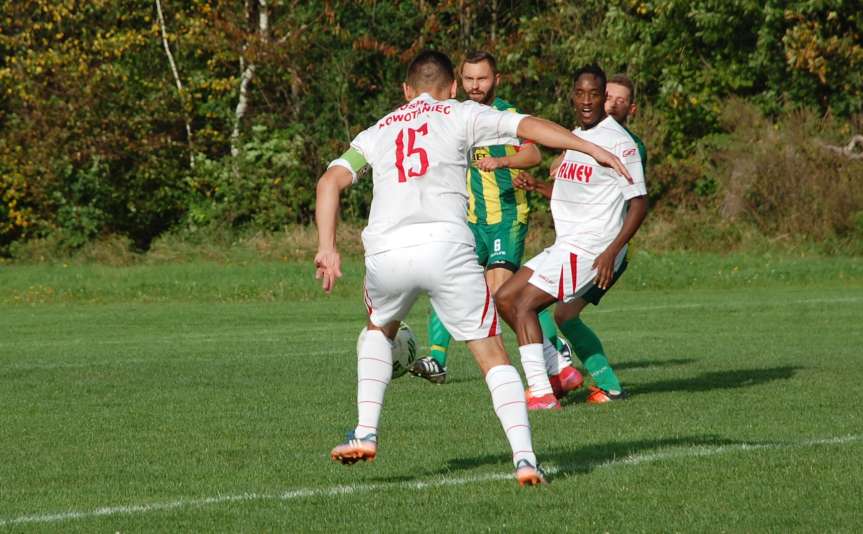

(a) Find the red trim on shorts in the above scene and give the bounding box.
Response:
[480,284,491,326]
[557,266,565,301]
[488,307,498,337]
[569,252,578,295]
[363,285,373,316]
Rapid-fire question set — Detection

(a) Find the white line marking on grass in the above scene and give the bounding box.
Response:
[592,434,862,469]
[591,295,863,315]
[1,434,860,527]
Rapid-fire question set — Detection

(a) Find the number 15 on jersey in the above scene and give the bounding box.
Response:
[395,123,429,182]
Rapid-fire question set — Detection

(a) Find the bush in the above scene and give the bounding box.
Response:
[184,124,314,232]
[710,100,863,242]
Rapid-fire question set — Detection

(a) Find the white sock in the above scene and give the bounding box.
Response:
[485,365,537,468]
[519,343,554,397]
[542,337,563,375]
[355,329,392,437]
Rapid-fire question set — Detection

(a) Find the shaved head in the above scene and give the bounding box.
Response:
[406,50,455,92]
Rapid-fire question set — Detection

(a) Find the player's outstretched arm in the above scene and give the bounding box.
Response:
[592,195,648,289]
[517,117,632,182]
[475,143,541,171]
[314,166,354,293]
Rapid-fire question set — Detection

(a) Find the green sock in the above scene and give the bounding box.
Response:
[559,317,621,392]
[427,308,452,367]
[538,308,566,352]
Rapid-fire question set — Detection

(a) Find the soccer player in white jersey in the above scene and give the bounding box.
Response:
[315,51,632,485]
[496,64,648,408]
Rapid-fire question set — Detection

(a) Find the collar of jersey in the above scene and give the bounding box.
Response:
[576,114,616,133]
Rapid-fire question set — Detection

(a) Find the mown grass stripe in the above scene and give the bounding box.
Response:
[3,434,859,527]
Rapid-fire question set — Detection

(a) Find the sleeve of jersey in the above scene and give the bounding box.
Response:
[467,103,526,148]
[616,141,647,200]
[327,146,369,184]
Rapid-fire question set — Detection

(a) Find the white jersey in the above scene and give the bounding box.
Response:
[330,93,525,256]
[551,115,646,255]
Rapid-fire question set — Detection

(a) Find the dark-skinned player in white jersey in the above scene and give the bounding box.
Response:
[499,64,647,406]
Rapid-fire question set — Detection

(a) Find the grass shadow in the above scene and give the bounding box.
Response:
[628,365,802,395]
[542,435,750,478]
[371,367,802,482]
[560,365,801,406]
[613,358,697,371]
[436,434,751,481]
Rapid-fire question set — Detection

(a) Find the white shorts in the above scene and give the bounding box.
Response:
[524,243,627,303]
[363,242,501,341]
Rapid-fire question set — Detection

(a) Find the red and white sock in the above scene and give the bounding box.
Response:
[485,364,537,467]
[519,343,554,397]
[354,328,392,438]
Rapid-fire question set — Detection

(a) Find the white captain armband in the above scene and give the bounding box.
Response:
[327,147,369,183]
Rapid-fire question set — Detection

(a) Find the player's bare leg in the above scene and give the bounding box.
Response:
[496,269,560,409]
[466,335,546,485]
[484,266,513,295]
[331,320,400,465]
[553,299,588,325]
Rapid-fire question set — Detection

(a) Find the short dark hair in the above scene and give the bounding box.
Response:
[571,64,607,96]
[462,50,497,75]
[608,73,636,103]
[406,50,455,91]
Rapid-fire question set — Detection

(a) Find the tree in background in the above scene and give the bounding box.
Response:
[1,1,860,255]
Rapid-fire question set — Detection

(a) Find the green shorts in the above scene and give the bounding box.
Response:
[470,221,528,271]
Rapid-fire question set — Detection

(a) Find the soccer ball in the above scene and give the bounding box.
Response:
[356,322,418,379]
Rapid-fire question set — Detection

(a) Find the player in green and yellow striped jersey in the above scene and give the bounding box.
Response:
[411,52,579,395]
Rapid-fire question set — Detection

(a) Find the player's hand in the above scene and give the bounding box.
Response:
[474,156,503,171]
[512,171,537,191]
[314,248,342,293]
[591,146,633,184]
[592,248,617,290]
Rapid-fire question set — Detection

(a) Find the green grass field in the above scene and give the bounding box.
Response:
[2,252,862,532]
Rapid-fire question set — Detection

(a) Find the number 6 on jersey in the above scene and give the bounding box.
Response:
[395,123,429,182]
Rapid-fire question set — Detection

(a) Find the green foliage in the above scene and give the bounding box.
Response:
[186,125,311,231]
[53,158,110,249]
[1,1,862,256]
[708,99,863,241]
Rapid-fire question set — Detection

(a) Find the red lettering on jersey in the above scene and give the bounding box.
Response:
[378,103,455,128]
[557,162,594,183]
[576,165,592,183]
[623,147,637,158]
